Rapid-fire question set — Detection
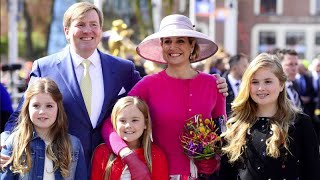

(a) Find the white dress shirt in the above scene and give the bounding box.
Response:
[286,81,301,108]
[228,74,241,97]
[70,48,104,128]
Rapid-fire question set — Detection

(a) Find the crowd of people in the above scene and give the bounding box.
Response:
[1,1,320,180]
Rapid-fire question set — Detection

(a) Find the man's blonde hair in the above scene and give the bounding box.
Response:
[63,2,103,28]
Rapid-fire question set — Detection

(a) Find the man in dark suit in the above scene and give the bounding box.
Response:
[313,90,320,143]
[277,49,302,108]
[0,2,143,177]
[311,57,320,141]
[295,61,316,117]
[0,2,229,176]
[224,53,249,117]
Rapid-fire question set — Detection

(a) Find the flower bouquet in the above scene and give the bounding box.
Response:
[180,114,224,160]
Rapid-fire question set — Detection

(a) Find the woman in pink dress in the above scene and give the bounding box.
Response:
[102,14,226,179]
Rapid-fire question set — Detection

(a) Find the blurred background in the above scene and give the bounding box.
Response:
[1,0,320,108]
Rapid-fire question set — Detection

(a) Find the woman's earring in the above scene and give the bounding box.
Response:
[189,50,194,61]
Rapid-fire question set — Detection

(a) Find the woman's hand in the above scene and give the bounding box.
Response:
[214,74,228,97]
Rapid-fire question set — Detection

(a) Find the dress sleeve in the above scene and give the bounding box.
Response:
[90,144,111,180]
[298,114,320,179]
[151,145,169,180]
[101,117,127,155]
[128,76,150,100]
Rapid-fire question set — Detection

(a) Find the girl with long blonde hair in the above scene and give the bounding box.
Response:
[91,96,168,179]
[1,78,87,179]
[220,53,320,179]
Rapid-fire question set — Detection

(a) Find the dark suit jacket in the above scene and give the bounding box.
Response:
[0,83,13,132]
[5,47,141,166]
[295,74,316,117]
[223,72,236,118]
[314,90,320,141]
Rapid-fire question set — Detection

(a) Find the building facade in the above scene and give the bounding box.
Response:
[213,0,320,60]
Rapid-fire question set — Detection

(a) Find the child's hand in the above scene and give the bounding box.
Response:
[122,152,151,180]
[0,133,11,168]
[0,152,10,168]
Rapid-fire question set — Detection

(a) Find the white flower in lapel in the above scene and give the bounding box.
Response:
[118,87,126,96]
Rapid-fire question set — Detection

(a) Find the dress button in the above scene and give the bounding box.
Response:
[189,109,192,111]
[190,94,192,96]
[257,167,260,170]
[261,139,264,142]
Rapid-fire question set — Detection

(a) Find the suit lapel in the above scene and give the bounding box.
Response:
[56,48,90,121]
[96,51,117,126]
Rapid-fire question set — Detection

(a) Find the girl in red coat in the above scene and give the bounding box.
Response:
[91,96,169,180]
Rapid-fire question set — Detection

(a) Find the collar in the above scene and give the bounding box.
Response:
[228,74,240,86]
[312,71,320,79]
[70,47,100,68]
[286,81,293,88]
[30,130,41,141]
[295,73,302,79]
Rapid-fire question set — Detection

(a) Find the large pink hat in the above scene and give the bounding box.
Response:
[136,14,218,64]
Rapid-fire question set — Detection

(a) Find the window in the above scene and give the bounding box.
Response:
[310,0,320,15]
[285,31,306,58]
[254,0,282,15]
[252,25,320,61]
[315,32,320,56]
[316,32,320,45]
[317,0,320,15]
[258,31,276,53]
[260,0,277,14]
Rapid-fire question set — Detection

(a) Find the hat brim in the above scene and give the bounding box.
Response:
[136,29,218,64]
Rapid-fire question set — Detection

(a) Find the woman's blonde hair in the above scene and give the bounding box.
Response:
[3,78,72,178]
[222,53,300,163]
[104,96,152,179]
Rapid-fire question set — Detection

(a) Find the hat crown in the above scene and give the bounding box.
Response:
[159,14,194,32]
[137,14,218,64]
